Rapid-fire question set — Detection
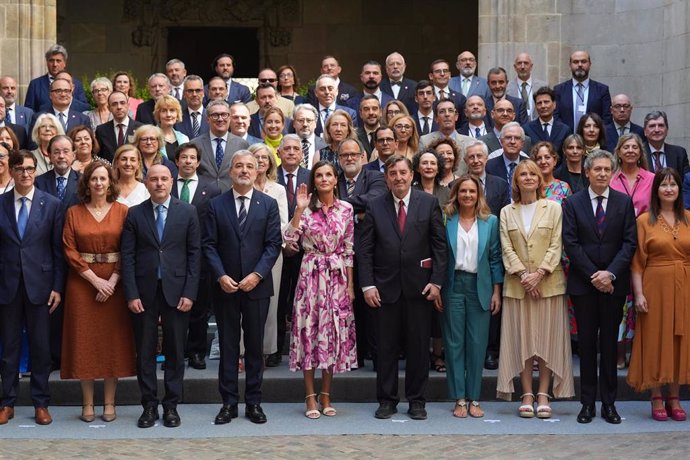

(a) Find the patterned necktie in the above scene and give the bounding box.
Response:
[507,162,517,192]
[191,112,200,138]
[117,123,125,146]
[595,196,605,236]
[520,81,529,104]
[215,138,224,169]
[619,126,625,137]
[156,204,166,241]
[5,107,11,125]
[475,127,481,138]
[58,112,67,131]
[322,108,330,126]
[174,88,181,100]
[422,117,430,135]
[17,196,28,240]
[654,152,662,171]
[180,179,191,203]
[397,199,407,233]
[300,138,309,168]
[346,179,356,197]
[238,196,247,230]
[56,176,66,201]
[286,173,295,207]
[439,89,446,100]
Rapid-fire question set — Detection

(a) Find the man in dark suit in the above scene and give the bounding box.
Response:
[411,81,438,136]
[485,122,530,194]
[643,110,689,176]
[307,56,358,107]
[359,155,447,420]
[31,78,90,133]
[562,149,637,424]
[229,102,263,146]
[313,75,359,137]
[355,95,382,159]
[1,76,34,135]
[292,104,326,169]
[175,75,207,140]
[0,150,65,426]
[135,73,171,124]
[0,97,29,148]
[523,86,572,156]
[205,54,252,104]
[172,143,221,370]
[274,135,310,362]
[554,50,612,131]
[247,84,293,139]
[121,164,201,429]
[337,139,387,369]
[24,45,87,112]
[604,94,646,151]
[428,59,467,127]
[480,99,533,154]
[203,150,282,425]
[458,95,488,139]
[449,51,491,99]
[380,52,417,109]
[345,61,394,112]
[193,100,249,192]
[365,127,397,173]
[484,67,529,128]
[38,71,90,113]
[96,91,142,163]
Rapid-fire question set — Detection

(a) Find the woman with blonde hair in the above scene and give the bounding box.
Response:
[112,144,149,207]
[315,109,357,166]
[153,95,189,160]
[131,124,177,177]
[30,113,64,175]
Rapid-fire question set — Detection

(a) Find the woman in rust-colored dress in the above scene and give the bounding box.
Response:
[61,161,136,423]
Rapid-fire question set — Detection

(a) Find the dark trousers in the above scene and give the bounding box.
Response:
[0,279,51,408]
[276,253,301,354]
[486,308,502,359]
[353,264,377,366]
[214,290,269,406]
[131,282,190,410]
[376,296,432,404]
[186,276,212,356]
[572,292,624,405]
[49,298,63,368]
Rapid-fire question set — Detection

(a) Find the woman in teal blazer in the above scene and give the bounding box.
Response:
[441,174,504,418]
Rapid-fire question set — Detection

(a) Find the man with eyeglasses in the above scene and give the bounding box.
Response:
[365,127,397,172]
[411,81,438,137]
[0,150,65,426]
[39,71,90,114]
[292,104,326,169]
[246,68,295,118]
[485,122,529,191]
[449,51,491,99]
[193,100,249,192]
[428,60,466,127]
[25,44,88,112]
[485,67,529,128]
[604,94,646,151]
[96,91,143,162]
[174,75,208,140]
[480,99,532,154]
[420,100,472,165]
[31,77,91,134]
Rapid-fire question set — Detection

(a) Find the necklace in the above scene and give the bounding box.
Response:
[660,214,679,240]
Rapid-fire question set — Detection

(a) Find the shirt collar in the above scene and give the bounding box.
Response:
[178,173,198,182]
[14,186,35,201]
[588,186,610,201]
[572,78,590,88]
[151,195,172,208]
[233,188,254,201]
[392,189,411,208]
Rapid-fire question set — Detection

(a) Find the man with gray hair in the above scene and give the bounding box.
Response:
[313,74,358,136]
[25,44,87,112]
[485,122,529,194]
[166,59,187,101]
[136,73,172,124]
[380,52,417,109]
[175,75,207,139]
[642,110,689,176]
[293,103,326,169]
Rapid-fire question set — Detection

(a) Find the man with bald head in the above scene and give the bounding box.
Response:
[458,95,488,138]
[554,50,612,131]
[380,52,417,109]
[506,52,547,121]
[307,56,358,107]
[246,68,295,118]
[449,51,490,99]
[1,76,34,134]
[604,94,646,151]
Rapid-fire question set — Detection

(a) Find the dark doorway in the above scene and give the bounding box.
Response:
[167,27,260,81]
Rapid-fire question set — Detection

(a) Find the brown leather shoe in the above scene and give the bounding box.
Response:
[0,407,15,425]
[35,407,52,425]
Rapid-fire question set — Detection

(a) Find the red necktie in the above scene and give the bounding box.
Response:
[286,173,295,207]
[117,123,125,146]
[397,200,407,232]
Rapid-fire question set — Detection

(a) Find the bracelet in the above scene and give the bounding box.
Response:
[519,270,528,279]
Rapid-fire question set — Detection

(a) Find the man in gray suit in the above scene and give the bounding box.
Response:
[193,100,249,192]
[448,51,490,99]
[506,53,547,121]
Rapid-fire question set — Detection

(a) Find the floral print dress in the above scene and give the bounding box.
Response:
[285,199,358,373]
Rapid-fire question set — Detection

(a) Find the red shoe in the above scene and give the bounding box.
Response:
[665,396,687,421]
[651,396,668,421]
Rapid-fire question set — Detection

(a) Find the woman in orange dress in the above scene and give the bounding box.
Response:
[627,167,690,422]
[61,161,136,423]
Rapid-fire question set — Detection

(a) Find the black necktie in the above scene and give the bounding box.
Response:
[422,117,430,135]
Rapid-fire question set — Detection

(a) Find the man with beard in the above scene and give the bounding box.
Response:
[292,104,326,169]
[506,53,546,121]
[355,95,382,158]
[554,50,612,131]
[166,59,187,101]
[206,54,251,104]
[346,61,393,112]
[484,67,528,127]
[247,84,292,139]
[449,51,490,99]
[136,73,171,125]
[458,95,488,138]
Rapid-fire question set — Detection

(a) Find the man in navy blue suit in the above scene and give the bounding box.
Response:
[203,150,282,425]
[562,150,636,425]
[121,164,201,429]
[380,52,417,110]
[0,150,65,426]
[307,56,358,107]
[428,59,467,127]
[96,91,142,163]
[554,50,612,132]
[206,54,251,105]
[0,98,29,148]
[229,103,263,145]
[38,72,90,113]
[24,45,87,112]
[247,84,293,139]
[31,78,91,133]
[484,67,529,128]
[175,75,207,140]
[411,81,438,137]
[604,94,645,151]
[522,86,572,156]
[313,75,359,137]
[643,110,689,176]
[346,61,394,112]
[1,76,34,135]
[135,74,171,125]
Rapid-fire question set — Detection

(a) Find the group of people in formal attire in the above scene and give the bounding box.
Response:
[0,43,689,428]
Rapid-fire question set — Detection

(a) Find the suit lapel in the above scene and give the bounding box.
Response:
[526,200,547,239]
[401,190,421,241]
[25,189,45,239]
[477,217,488,262]
[580,192,600,238]
[3,193,20,241]
[243,192,261,236]
[143,200,160,243]
[385,193,402,239]
[510,203,528,241]
[447,214,458,261]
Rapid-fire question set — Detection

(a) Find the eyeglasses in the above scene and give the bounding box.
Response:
[92,88,110,94]
[394,124,413,131]
[612,104,631,110]
[139,137,158,144]
[185,88,204,93]
[50,89,71,95]
[259,78,277,84]
[339,153,362,159]
[432,69,450,75]
[279,73,293,79]
[376,137,395,143]
[209,113,230,120]
[294,118,315,124]
[13,166,36,175]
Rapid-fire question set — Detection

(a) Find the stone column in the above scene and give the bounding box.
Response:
[0,0,57,102]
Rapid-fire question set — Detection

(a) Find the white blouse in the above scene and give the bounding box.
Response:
[455,219,478,273]
[521,201,538,234]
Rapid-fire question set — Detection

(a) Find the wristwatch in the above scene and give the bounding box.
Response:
[608,271,616,282]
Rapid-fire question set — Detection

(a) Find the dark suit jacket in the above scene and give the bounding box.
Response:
[202,189,282,300]
[121,197,201,307]
[562,188,637,296]
[345,91,394,113]
[485,154,528,184]
[95,118,143,163]
[380,77,417,109]
[227,81,252,104]
[522,118,572,157]
[484,174,510,216]
[135,99,156,125]
[553,79,612,131]
[644,142,690,176]
[410,89,467,127]
[480,131,532,155]
[171,175,221,222]
[412,112,438,137]
[315,104,359,137]
[604,122,645,151]
[6,122,29,149]
[24,74,87,113]
[247,113,294,140]
[175,108,209,140]
[364,159,384,173]
[276,166,310,219]
[338,168,387,246]
[34,168,81,212]
[358,189,448,304]
[38,99,90,114]
[0,188,65,304]
[31,109,91,133]
[485,95,529,128]
[355,126,377,158]
[307,80,359,108]
[8,105,34,134]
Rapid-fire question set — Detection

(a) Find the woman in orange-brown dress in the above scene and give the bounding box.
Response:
[61,161,136,423]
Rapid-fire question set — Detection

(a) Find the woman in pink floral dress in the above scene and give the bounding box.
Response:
[285,160,357,419]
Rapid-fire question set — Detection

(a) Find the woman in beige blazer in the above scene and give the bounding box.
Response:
[496,160,574,418]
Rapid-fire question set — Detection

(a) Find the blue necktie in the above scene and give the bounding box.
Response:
[17,197,28,240]
[507,162,517,193]
[215,138,224,169]
[5,107,11,125]
[58,112,67,131]
[156,203,166,241]
[57,176,66,201]
[475,127,481,138]
[238,196,247,231]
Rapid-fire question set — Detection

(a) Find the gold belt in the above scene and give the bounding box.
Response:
[80,252,120,263]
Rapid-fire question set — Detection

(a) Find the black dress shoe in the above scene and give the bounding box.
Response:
[188,353,207,370]
[484,354,498,370]
[137,406,159,428]
[163,408,181,427]
[265,352,282,368]
[214,404,238,424]
[407,401,427,420]
[577,404,595,424]
[601,404,622,424]
[245,404,267,424]
[374,401,398,419]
